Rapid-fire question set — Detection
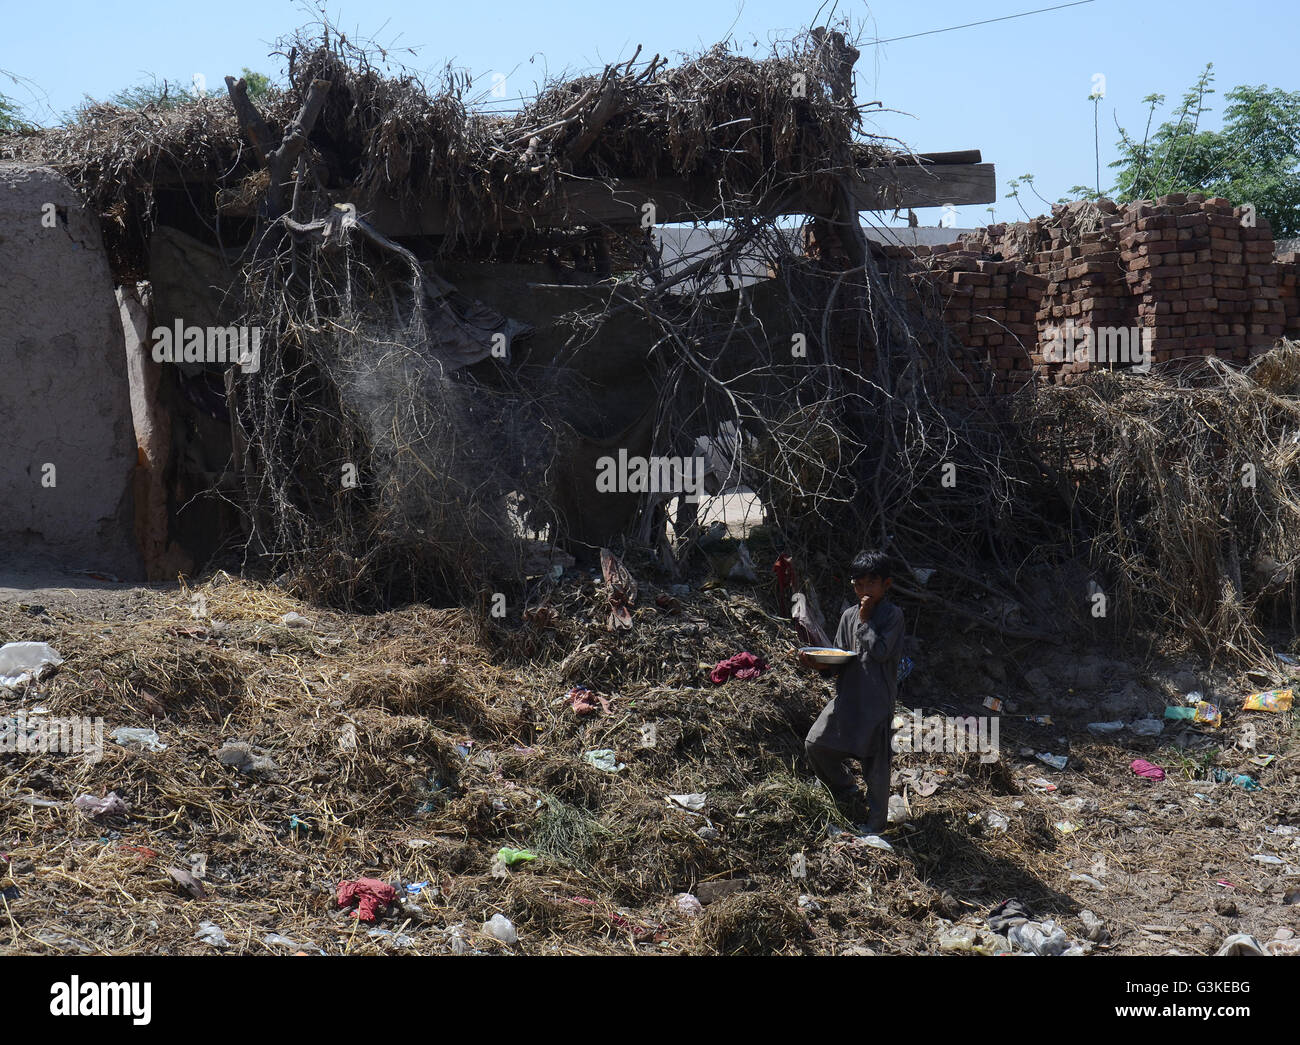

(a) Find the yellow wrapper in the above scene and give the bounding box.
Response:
[1243,688,1293,712]
[1193,702,1222,727]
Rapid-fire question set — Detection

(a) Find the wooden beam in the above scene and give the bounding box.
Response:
[912,149,982,166]
[846,163,996,211]
[365,162,995,236]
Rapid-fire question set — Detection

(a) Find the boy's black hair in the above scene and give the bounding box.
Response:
[848,549,894,581]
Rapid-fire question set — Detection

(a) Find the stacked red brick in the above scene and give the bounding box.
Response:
[874,242,1044,397]
[1119,194,1283,364]
[857,196,1298,404]
[1031,202,1133,384]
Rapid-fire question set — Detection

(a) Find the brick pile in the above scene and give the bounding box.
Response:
[855,195,1297,402]
[873,242,1044,397]
[1117,194,1281,365]
[1032,202,1132,384]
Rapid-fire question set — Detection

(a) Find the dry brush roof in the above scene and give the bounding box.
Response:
[1,36,902,235]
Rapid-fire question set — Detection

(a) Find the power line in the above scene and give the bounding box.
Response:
[867,0,1097,46]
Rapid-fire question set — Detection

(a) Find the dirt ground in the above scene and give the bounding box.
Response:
[1,561,1297,956]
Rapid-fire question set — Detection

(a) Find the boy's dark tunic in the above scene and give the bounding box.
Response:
[805,599,905,827]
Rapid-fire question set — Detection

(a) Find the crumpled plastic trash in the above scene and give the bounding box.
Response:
[937,925,980,952]
[828,824,893,849]
[280,611,312,628]
[1008,919,1072,956]
[483,913,518,944]
[1243,688,1293,712]
[1087,721,1124,734]
[194,921,229,948]
[982,810,1010,833]
[111,727,167,752]
[216,741,277,776]
[446,923,471,955]
[495,847,537,866]
[368,928,415,948]
[675,893,704,919]
[667,793,706,811]
[73,792,127,817]
[937,924,1010,955]
[0,642,63,689]
[584,749,626,772]
[264,932,324,954]
[1036,752,1068,770]
[1212,769,1261,791]
[1194,702,1222,728]
[1130,718,1164,737]
[1131,758,1166,781]
[1216,933,1267,956]
[1079,909,1109,943]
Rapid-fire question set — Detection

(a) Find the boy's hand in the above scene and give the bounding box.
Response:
[858,594,875,622]
[797,650,814,670]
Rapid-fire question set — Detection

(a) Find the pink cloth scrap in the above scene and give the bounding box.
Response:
[1130,758,1166,781]
[710,652,769,684]
[337,878,397,921]
[569,686,612,715]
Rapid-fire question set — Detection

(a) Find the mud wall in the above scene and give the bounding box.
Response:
[0,163,139,577]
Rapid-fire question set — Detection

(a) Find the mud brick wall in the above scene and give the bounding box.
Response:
[873,243,1045,398]
[868,195,1300,397]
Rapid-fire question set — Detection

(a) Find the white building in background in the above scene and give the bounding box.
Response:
[652,224,976,294]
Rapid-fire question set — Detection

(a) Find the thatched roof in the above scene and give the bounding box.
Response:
[0,32,989,248]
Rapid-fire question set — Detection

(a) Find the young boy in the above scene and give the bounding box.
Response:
[800,550,905,833]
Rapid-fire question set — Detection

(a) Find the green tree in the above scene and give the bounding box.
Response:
[0,92,31,132]
[241,68,272,100]
[1110,64,1300,236]
[104,76,195,109]
[0,69,35,133]
[72,67,273,120]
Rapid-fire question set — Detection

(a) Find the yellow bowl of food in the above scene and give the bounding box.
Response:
[800,646,855,666]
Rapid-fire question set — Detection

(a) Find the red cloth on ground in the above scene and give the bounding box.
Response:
[710,652,769,684]
[337,877,396,921]
[1130,758,1165,781]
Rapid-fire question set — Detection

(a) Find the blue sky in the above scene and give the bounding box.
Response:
[3,0,1296,226]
